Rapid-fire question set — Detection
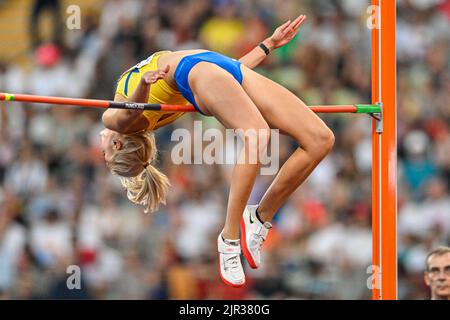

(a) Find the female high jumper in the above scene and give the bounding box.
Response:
[100,15,335,288]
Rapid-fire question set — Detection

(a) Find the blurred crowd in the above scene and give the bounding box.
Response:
[0,0,449,299]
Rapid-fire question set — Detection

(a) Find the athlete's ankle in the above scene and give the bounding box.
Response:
[221,230,240,242]
[255,207,266,224]
[255,206,272,224]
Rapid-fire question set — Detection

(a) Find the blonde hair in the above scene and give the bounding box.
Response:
[107,131,170,213]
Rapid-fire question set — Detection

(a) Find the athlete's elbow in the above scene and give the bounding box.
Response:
[102,112,125,133]
[101,111,113,130]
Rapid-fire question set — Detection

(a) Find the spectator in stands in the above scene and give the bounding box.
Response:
[424,246,450,300]
[29,0,63,48]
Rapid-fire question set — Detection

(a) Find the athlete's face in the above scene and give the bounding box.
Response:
[99,128,123,163]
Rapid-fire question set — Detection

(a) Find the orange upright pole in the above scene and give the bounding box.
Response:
[372,0,397,300]
[371,0,381,300]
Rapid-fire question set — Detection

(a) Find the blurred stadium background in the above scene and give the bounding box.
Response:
[0,0,449,299]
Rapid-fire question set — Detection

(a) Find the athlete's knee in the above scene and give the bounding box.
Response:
[310,127,335,157]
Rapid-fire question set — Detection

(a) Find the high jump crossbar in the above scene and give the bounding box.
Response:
[0,92,381,114]
[0,0,397,301]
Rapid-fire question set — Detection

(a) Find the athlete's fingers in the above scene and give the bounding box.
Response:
[280,20,292,32]
[290,15,302,28]
[293,15,306,30]
[282,18,300,35]
[142,74,153,84]
[141,69,166,84]
[287,15,303,33]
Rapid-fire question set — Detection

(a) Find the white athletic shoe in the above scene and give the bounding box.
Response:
[240,205,272,269]
[217,233,245,288]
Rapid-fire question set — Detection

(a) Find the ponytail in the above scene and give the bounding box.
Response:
[120,164,170,213]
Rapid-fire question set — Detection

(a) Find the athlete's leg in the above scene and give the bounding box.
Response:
[189,62,270,240]
[240,66,335,222]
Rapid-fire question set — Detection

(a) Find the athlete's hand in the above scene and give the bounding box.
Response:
[141,65,170,85]
[266,15,307,50]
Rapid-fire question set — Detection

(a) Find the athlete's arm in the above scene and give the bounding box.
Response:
[239,15,306,69]
[102,66,170,133]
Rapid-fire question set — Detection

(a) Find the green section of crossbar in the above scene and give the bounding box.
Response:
[356,104,382,114]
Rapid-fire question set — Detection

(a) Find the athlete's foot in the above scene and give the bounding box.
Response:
[240,205,272,269]
[218,232,245,288]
